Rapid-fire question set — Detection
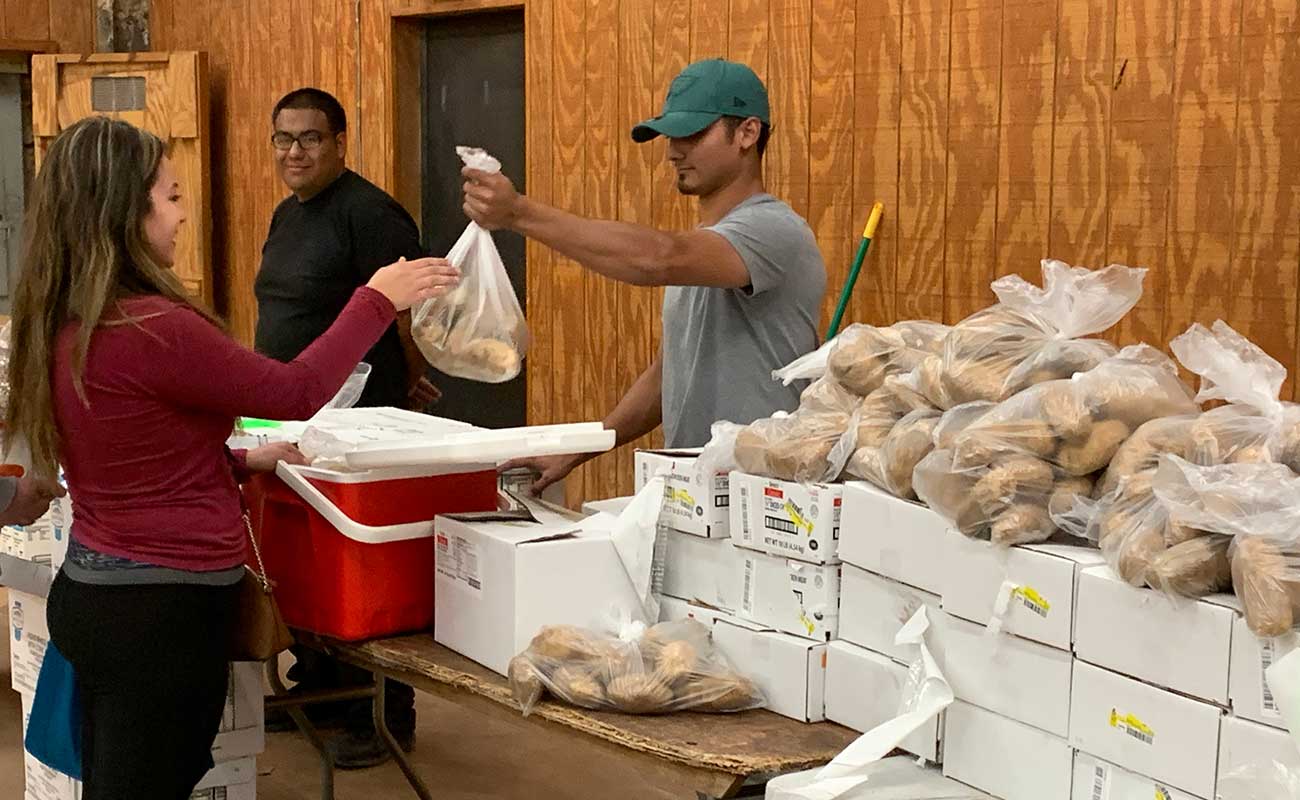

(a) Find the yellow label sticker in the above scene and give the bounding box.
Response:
[784,500,815,535]
[1108,708,1154,744]
[1011,586,1051,618]
[799,610,816,636]
[667,487,695,507]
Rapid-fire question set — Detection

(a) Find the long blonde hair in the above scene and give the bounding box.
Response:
[6,116,217,480]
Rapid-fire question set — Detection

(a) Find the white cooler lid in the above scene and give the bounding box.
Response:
[343,422,616,470]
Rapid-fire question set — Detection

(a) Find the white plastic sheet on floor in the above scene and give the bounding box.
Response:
[766,755,990,800]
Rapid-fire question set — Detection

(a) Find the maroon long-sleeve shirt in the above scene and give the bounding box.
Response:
[52,287,395,571]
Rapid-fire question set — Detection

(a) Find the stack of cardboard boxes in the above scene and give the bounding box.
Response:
[616,462,1300,800]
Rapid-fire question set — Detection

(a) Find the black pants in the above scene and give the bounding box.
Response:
[46,572,238,800]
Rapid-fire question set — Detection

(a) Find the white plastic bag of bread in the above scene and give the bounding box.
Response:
[411,146,529,383]
[507,620,765,716]
[930,260,1146,409]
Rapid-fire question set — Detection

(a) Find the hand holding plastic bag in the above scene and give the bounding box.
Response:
[412,147,528,383]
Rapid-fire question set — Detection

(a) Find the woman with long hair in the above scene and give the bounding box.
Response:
[6,116,459,798]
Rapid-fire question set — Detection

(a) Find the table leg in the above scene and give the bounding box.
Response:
[373,673,434,800]
[265,660,337,800]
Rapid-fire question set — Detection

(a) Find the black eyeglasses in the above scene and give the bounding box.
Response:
[271,130,328,152]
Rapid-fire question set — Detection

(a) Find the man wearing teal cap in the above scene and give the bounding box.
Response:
[464,58,826,492]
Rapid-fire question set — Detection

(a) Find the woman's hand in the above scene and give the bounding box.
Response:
[367,257,460,312]
[245,442,309,473]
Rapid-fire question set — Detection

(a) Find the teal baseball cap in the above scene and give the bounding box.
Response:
[631,59,770,143]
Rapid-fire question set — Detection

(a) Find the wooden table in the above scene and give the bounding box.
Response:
[292,632,859,799]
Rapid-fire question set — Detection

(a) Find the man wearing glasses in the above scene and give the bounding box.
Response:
[254,87,425,768]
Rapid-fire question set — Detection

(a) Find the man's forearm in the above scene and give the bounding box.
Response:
[513,197,676,286]
[602,355,664,448]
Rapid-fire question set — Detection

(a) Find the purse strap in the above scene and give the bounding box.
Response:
[239,490,273,594]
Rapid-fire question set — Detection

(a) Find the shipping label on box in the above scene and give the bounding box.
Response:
[9,589,50,696]
[824,641,942,762]
[732,472,841,564]
[1218,714,1300,785]
[739,550,840,641]
[942,701,1073,800]
[635,450,729,538]
[1228,611,1294,730]
[928,611,1074,738]
[661,529,744,612]
[1074,566,1235,705]
[1073,752,1205,800]
[838,481,948,594]
[839,565,940,665]
[712,618,826,722]
[1068,660,1222,800]
[939,532,1103,652]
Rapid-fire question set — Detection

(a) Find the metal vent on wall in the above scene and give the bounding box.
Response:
[91,76,146,112]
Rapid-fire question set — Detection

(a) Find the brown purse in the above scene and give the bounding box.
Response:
[229,508,294,661]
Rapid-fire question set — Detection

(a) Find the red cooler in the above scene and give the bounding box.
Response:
[243,418,615,641]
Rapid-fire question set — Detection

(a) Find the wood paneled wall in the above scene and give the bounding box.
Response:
[0,0,92,50]
[52,0,1300,505]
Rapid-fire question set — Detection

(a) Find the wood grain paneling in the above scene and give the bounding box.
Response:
[45,0,1290,507]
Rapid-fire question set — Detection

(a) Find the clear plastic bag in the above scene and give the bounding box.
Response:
[951,344,1197,477]
[1218,761,1300,800]
[847,408,941,500]
[1153,455,1300,635]
[412,147,528,383]
[734,412,854,483]
[507,620,765,716]
[1170,320,1296,465]
[825,321,948,397]
[913,447,1074,546]
[936,260,1144,406]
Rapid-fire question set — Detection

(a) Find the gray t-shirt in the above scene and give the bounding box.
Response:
[661,193,826,448]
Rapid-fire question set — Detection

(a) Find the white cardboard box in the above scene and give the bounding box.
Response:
[9,589,49,696]
[942,701,1073,800]
[823,641,942,762]
[766,756,994,800]
[635,449,730,538]
[1068,660,1222,799]
[191,756,257,800]
[581,496,633,517]
[738,549,840,641]
[661,529,744,612]
[657,596,734,628]
[2,519,53,564]
[930,612,1074,737]
[211,661,266,761]
[1072,752,1205,800]
[1228,613,1295,730]
[1074,566,1235,705]
[939,532,1103,651]
[1218,715,1300,786]
[434,508,645,675]
[839,481,948,595]
[839,565,941,665]
[731,472,841,564]
[712,618,826,722]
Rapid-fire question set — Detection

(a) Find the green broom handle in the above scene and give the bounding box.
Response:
[826,202,884,339]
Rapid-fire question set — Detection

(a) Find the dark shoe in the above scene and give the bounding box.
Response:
[328,728,415,770]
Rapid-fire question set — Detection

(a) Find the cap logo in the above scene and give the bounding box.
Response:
[731,96,747,108]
